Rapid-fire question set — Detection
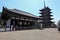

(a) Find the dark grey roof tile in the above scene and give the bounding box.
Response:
[6,8,40,18]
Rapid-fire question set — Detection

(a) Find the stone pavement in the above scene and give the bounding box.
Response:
[0,28,60,40]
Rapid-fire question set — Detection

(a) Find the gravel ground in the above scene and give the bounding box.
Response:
[0,28,60,40]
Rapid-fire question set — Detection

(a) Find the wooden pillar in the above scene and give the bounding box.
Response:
[24,18,26,29]
[14,16,16,30]
[10,16,13,31]
[20,17,22,29]
[12,16,16,31]
[19,17,21,29]
[4,20,6,31]
[10,19,11,31]
[32,19,34,27]
[34,20,37,28]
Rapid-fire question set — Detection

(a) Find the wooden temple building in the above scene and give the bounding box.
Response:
[1,7,41,31]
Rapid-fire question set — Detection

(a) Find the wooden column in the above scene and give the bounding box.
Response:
[10,19,11,31]
[4,20,6,31]
[12,16,16,31]
[14,16,16,30]
[19,17,21,29]
[34,20,37,28]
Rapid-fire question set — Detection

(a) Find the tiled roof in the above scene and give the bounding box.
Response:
[6,8,40,19]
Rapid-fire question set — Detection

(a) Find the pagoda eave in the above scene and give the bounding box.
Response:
[39,12,52,14]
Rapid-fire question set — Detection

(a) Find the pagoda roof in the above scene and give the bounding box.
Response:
[39,7,51,11]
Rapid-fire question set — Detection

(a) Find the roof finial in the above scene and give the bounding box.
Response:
[44,0,46,8]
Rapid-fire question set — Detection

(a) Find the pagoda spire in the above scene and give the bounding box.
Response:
[44,0,46,8]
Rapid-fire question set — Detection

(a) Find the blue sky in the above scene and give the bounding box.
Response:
[0,0,60,24]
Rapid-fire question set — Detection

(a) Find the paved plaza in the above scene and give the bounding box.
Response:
[0,28,60,40]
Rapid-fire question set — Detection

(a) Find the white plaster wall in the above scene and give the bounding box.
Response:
[6,19,11,27]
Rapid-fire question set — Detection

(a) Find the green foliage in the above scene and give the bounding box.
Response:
[57,20,60,27]
[51,22,57,28]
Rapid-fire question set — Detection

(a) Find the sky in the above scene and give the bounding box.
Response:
[0,0,60,24]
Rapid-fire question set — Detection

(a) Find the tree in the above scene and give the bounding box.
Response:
[57,20,60,27]
[51,23,57,28]
[57,20,60,31]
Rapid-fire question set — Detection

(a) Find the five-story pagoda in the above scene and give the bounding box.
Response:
[39,1,53,28]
